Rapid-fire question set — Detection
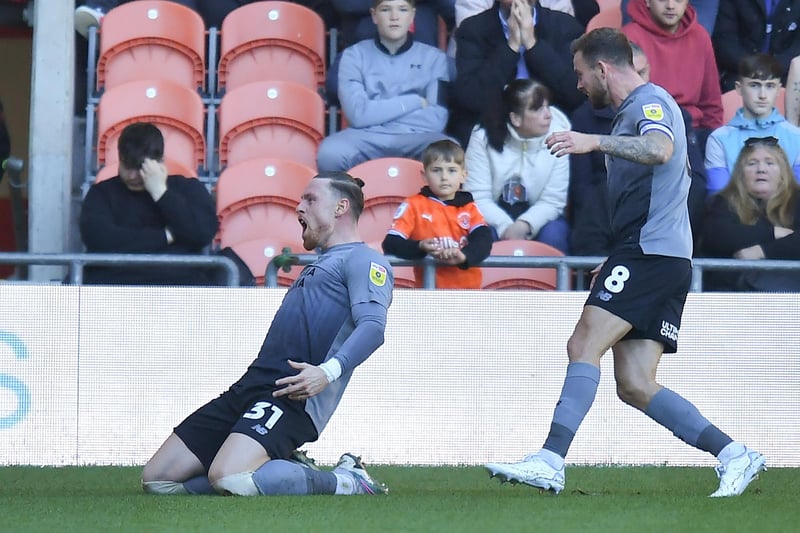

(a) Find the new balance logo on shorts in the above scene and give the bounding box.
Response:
[597,290,613,302]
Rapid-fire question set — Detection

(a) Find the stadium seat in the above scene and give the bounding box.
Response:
[389,266,418,289]
[229,236,308,286]
[721,87,786,124]
[584,8,622,33]
[215,158,316,246]
[595,0,622,11]
[480,240,564,290]
[94,158,196,183]
[96,1,206,92]
[217,1,326,93]
[348,157,424,245]
[217,80,325,170]
[96,79,205,172]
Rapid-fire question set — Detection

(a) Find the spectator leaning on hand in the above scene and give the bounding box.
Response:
[79,122,219,285]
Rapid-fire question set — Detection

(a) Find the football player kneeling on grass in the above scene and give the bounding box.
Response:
[141,172,393,496]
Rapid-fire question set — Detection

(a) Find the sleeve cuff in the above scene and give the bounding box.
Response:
[319,358,343,383]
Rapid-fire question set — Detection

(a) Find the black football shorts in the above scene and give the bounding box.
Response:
[586,246,691,353]
[174,374,318,470]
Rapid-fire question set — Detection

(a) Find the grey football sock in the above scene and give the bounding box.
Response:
[542,362,600,458]
[252,459,337,495]
[645,387,732,455]
[183,475,216,495]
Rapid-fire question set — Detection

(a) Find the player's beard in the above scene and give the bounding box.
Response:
[302,221,333,250]
[588,86,610,110]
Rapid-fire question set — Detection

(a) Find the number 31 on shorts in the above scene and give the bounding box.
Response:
[243,401,284,430]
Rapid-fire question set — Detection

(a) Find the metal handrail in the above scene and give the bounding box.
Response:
[265,253,800,292]
[1,252,796,291]
[0,253,240,286]
[691,257,800,292]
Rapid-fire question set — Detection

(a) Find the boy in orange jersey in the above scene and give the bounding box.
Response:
[382,139,493,288]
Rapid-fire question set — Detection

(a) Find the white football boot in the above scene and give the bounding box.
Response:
[485,453,566,494]
[710,448,766,497]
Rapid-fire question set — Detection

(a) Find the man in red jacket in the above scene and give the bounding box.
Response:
[622,0,722,149]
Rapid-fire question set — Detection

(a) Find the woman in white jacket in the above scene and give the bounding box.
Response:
[464,78,571,252]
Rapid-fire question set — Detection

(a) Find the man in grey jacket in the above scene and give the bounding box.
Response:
[317,0,452,172]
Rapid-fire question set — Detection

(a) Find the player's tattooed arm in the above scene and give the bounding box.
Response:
[598,130,673,165]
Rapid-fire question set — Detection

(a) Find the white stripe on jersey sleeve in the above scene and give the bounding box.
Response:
[640,122,674,140]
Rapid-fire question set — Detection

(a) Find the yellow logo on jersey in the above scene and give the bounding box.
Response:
[642,103,664,121]
[369,262,387,287]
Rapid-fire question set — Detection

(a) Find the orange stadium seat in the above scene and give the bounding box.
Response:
[217,1,325,93]
[94,158,196,183]
[480,240,564,290]
[215,158,316,246]
[585,8,622,33]
[595,0,622,11]
[348,157,424,245]
[388,266,418,289]
[96,79,205,172]
[721,87,786,124]
[229,236,308,286]
[96,1,206,92]
[217,80,325,170]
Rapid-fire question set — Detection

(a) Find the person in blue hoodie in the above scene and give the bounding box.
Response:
[705,53,800,197]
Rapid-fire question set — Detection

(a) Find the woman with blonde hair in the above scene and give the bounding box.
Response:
[702,136,800,290]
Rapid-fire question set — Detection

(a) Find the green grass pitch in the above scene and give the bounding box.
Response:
[0,465,797,532]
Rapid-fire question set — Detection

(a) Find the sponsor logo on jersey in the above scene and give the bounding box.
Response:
[422,213,433,222]
[437,236,460,249]
[457,212,471,229]
[393,202,408,220]
[369,262,388,287]
[642,103,664,121]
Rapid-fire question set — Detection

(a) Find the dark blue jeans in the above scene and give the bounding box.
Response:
[490,216,571,255]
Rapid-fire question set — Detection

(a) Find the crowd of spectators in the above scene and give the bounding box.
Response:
[71,0,800,291]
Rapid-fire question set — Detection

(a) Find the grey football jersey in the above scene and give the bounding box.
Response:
[248,242,394,432]
[606,83,693,259]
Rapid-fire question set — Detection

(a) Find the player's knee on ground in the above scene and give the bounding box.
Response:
[141,463,166,485]
[141,480,188,495]
[211,471,260,496]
